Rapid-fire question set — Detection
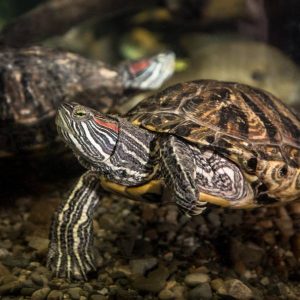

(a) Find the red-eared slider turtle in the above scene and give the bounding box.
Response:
[0,46,175,157]
[47,80,300,280]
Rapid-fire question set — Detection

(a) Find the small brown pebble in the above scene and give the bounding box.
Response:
[257,220,273,229]
[184,273,210,287]
[188,283,212,300]
[225,279,253,300]
[262,231,276,245]
[211,279,227,295]
[68,287,83,299]
[129,257,158,275]
[159,288,175,299]
[31,287,51,300]
[47,289,63,300]
[31,272,47,286]
[132,265,169,293]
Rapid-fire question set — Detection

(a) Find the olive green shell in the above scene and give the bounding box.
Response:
[128,80,300,167]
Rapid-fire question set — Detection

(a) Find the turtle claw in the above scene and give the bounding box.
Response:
[120,51,175,90]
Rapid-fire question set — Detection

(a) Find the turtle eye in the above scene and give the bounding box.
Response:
[278,165,288,178]
[73,107,88,119]
[243,157,257,174]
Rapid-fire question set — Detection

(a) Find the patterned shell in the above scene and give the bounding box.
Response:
[128,80,300,168]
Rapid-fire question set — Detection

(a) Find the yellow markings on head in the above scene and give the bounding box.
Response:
[100,177,162,202]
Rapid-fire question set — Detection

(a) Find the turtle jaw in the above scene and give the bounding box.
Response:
[55,103,87,158]
[56,103,75,134]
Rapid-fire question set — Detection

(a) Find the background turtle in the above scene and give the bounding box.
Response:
[47,80,300,280]
[0,46,175,157]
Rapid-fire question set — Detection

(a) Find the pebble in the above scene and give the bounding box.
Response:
[210,278,227,295]
[159,288,175,299]
[27,236,50,254]
[99,287,109,296]
[129,257,158,275]
[224,279,253,299]
[31,272,48,286]
[184,273,210,287]
[83,283,93,292]
[1,256,30,268]
[260,277,270,286]
[188,283,212,300]
[276,282,296,299]
[132,265,169,293]
[68,287,82,299]
[1,175,300,299]
[31,287,51,300]
[47,289,63,300]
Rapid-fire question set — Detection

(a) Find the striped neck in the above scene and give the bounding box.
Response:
[91,118,158,186]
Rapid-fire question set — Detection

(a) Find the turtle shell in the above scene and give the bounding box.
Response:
[0,46,124,157]
[128,80,300,168]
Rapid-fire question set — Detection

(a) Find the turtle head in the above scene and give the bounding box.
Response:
[254,159,300,204]
[56,102,119,168]
[120,51,175,90]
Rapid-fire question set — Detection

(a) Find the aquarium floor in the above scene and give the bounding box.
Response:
[0,182,300,299]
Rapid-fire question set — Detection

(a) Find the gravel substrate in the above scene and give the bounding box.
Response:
[1,181,300,299]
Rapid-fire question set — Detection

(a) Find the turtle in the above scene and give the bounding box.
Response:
[47,79,300,280]
[0,46,175,157]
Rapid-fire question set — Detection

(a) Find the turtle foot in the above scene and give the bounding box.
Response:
[47,240,96,281]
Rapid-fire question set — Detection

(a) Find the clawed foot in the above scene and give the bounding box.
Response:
[47,237,96,281]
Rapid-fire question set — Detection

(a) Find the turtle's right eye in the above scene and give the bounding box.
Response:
[73,107,88,119]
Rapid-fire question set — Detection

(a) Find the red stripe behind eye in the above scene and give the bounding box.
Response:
[130,59,151,75]
[93,117,119,133]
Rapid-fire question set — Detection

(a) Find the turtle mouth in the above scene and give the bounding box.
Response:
[56,110,69,131]
[55,109,78,142]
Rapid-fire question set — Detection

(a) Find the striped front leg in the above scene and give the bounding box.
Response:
[47,171,101,280]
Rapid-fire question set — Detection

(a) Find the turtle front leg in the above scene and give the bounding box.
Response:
[160,136,206,216]
[47,171,102,280]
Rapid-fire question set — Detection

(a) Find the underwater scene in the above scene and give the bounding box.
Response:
[1,0,300,299]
